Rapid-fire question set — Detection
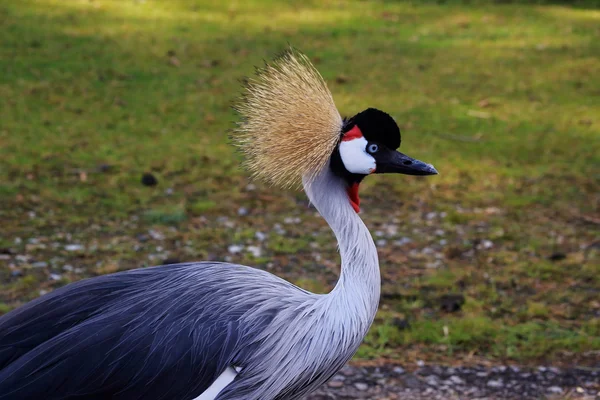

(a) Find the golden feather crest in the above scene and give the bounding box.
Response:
[232,49,342,189]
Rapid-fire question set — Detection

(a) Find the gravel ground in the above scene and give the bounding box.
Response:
[303,364,600,399]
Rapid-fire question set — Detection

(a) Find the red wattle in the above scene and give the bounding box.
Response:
[347,183,360,213]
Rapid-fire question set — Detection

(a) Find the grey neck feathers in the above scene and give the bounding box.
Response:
[303,168,381,332]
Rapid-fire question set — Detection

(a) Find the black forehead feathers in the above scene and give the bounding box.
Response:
[343,108,401,150]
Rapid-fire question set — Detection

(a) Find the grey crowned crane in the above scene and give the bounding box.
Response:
[0,49,437,400]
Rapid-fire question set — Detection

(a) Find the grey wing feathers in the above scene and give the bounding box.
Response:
[0,263,274,400]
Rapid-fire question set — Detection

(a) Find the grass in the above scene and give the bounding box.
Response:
[1,0,599,366]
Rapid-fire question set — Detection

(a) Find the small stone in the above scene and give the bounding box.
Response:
[425,376,438,386]
[335,75,349,84]
[228,245,244,254]
[393,366,405,374]
[487,379,503,388]
[402,373,421,389]
[246,246,262,258]
[255,231,267,242]
[439,293,465,312]
[62,265,74,272]
[394,237,412,246]
[547,386,563,394]
[328,380,344,388]
[141,172,158,186]
[480,240,493,249]
[353,382,368,391]
[548,252,566,261]
[97,163,113,173]
[148,230,165,241]
[392,318,410,330]
[416,360,425,367]
[273,224,286,235]
[237,207,249,216]
[32,261,48,268]
[449,376,464,385]
[426,212,437,220]
[432,366,444,375]
[11,270,23,277]
[49,273,62,281]
[384,224,398,236]
[376,239,387,247]
[65,244,84,252]
[222,219,235,228]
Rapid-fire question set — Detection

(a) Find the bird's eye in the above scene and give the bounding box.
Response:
[367,143,379,154]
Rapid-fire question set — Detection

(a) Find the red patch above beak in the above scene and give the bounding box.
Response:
[347,182,361,213]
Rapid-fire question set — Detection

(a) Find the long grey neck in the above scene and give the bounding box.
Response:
[303,168,381,329]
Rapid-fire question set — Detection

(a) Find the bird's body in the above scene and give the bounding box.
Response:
[0,49,436,399]
[0,170,379,400]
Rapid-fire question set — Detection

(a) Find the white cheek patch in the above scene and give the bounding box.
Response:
[339,137,376,175]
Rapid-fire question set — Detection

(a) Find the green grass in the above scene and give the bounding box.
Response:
[1,0,599,366]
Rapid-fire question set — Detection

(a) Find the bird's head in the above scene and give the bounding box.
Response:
[233,48,437,213]
[331,108,437,212]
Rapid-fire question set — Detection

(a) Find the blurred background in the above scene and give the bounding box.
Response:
[1,0,599,375]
